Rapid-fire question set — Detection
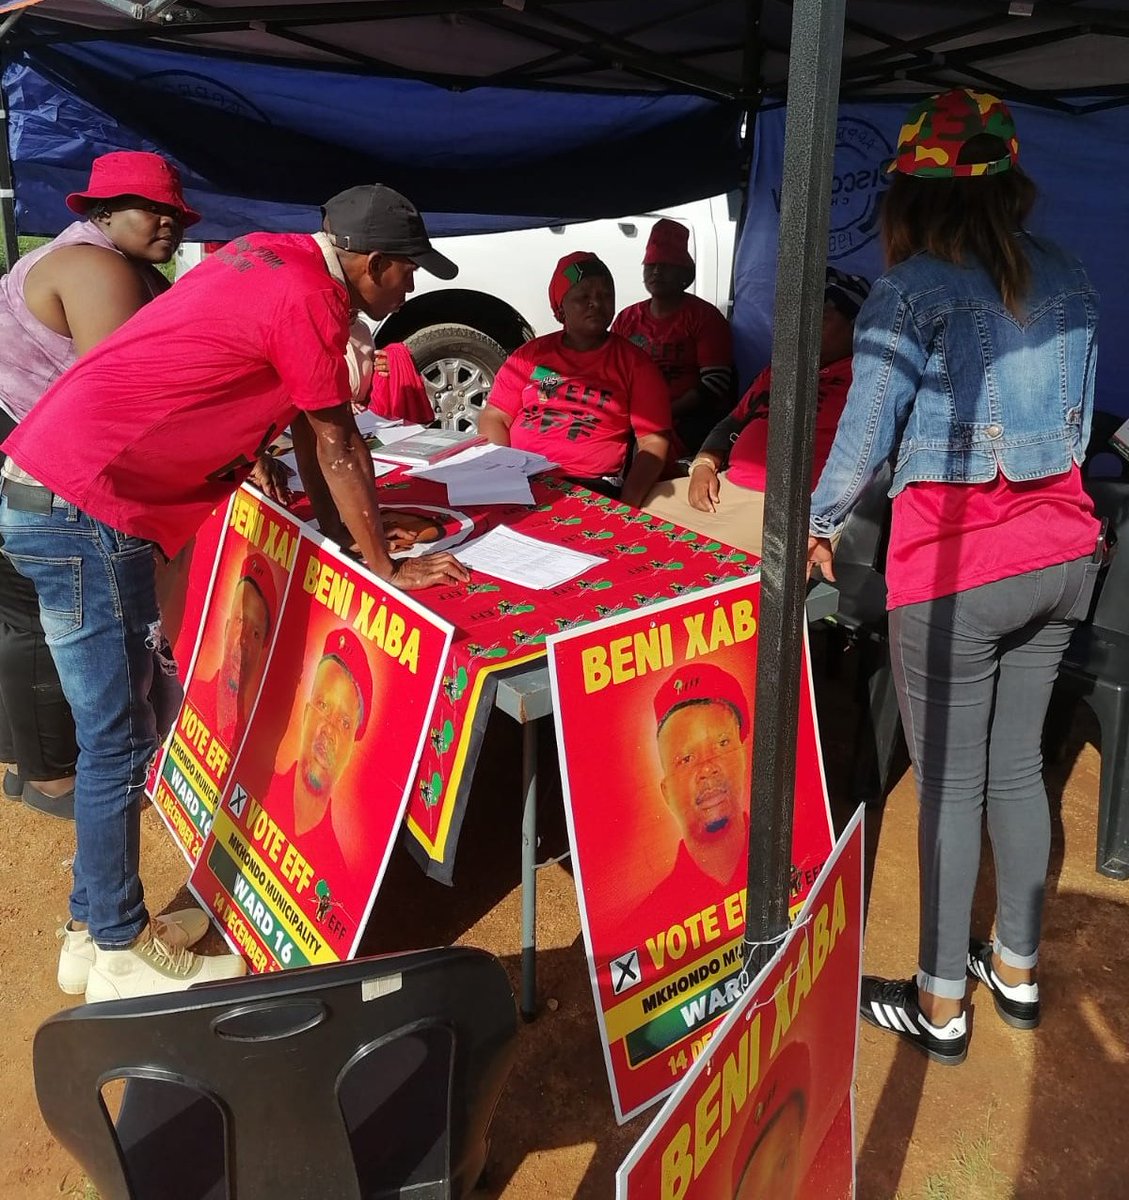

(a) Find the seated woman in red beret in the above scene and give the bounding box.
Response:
[478,252,671,507]
[612,218,734,456]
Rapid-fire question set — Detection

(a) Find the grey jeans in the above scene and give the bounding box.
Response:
[889,554,1100,999]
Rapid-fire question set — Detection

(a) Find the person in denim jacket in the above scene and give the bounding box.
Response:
[808,90,1102,1063]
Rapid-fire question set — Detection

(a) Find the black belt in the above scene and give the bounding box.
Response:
[0,478,63,514]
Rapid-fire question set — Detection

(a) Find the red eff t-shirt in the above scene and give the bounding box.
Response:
[611,294,732,401]
[727,357,853,491]
[486,332,671,477]
[3,233,351,556]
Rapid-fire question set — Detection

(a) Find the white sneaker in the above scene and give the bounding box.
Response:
[58,909,213,995]
[84,925,246,1004]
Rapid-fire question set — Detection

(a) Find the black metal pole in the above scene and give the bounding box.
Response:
[0,11,26,275]
[744,0,846,977]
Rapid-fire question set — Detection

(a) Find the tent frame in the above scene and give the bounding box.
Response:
[2,0,1127,968]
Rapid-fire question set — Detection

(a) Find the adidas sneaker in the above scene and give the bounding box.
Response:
[967,939,1040,1030]
[859,975,968,1065]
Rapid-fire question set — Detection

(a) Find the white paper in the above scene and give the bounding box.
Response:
[446,469,535,507]
[354,409,406,439]
[369,422,427,446]
[456,525,605,589]
[407,443,555,481]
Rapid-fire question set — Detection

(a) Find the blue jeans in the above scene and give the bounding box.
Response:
[0,491,182,947]
[889,555,1099,1000]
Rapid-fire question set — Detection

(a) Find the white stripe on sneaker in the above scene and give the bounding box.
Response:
[894,1008,919,1035]
[990,967,1038,1002]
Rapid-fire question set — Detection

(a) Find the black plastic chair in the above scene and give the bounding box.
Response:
[34,946,518,1200]
[1056,477,1129,879]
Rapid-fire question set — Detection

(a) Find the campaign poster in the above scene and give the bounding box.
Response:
[151,488,298,863]
[189,531,453,970]
[616,808,864,1200]
[548,575,835,1121]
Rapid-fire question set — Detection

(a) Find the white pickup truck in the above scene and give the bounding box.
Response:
[175,191,739,430]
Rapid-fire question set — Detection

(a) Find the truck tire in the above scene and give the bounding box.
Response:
[404,323,509,432]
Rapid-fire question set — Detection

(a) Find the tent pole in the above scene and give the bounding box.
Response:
[743,0,845,978]
[0,10,25,275]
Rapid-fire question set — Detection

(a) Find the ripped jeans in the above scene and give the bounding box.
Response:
[0,492,182,946]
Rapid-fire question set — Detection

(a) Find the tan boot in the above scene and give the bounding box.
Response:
[58,908,213,995]
[85,923,246,1003]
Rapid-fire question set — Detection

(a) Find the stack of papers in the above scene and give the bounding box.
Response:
[455,525,605,589]
[370,428,483,465]
[407,444,556,506]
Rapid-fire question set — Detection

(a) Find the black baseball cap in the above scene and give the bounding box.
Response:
[321,184,458,280]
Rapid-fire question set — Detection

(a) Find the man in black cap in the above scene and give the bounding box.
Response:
[0,182,469,1002]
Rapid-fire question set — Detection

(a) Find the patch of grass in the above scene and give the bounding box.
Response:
[57,1170,100,1198]
[894,1103,1009,1200]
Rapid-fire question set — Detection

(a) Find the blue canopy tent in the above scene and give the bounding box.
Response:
[2,0,1128,972]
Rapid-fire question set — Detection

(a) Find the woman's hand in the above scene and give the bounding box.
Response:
[807,535,836,582]
[688,463,721,513]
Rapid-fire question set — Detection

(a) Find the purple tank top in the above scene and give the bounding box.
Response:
[0,221,158,423]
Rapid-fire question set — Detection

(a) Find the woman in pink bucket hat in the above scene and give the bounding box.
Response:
[0,149,227,991]
[0,152,194,815]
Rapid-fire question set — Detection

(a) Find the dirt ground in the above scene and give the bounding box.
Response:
[1,633,1126,1199]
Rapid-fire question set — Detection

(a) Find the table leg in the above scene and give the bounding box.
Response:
[520,719,538,1022]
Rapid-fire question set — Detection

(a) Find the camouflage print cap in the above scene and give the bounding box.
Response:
[889,88,1019,178]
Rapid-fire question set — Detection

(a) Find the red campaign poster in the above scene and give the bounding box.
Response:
[548,576,835,1122]
[616,808,864,1200]
[150,488,299,864]
[189,530,453,971]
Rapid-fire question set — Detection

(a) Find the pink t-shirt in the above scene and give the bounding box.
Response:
[486,332,672,477]
[885,467,1100,609]
[611,294,732,401]
[727,358,853,492]
[4,234,352,556]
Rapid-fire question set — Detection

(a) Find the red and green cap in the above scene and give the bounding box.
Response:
[889,88,1019,179]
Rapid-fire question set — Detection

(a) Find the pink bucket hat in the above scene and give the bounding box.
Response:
[66,151,201,226]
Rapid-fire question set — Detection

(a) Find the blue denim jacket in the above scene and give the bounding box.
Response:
[809,234,1099,537]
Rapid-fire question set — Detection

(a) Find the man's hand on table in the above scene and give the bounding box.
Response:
[250,454,294,506]
[389,552,470,590]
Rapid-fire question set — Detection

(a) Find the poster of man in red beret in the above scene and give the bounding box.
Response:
[189,531,453,969]
[616,808,863,1200]
[152,487,299,863]
[547,575,834,1121]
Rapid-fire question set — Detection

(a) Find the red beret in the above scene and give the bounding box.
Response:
[319,627,373,738]
[643,218,694,269]
[654,663,750,741]
[237,552,276,634]
[548,250,612,321]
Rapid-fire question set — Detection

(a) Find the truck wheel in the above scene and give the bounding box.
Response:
[404,324,508,431]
